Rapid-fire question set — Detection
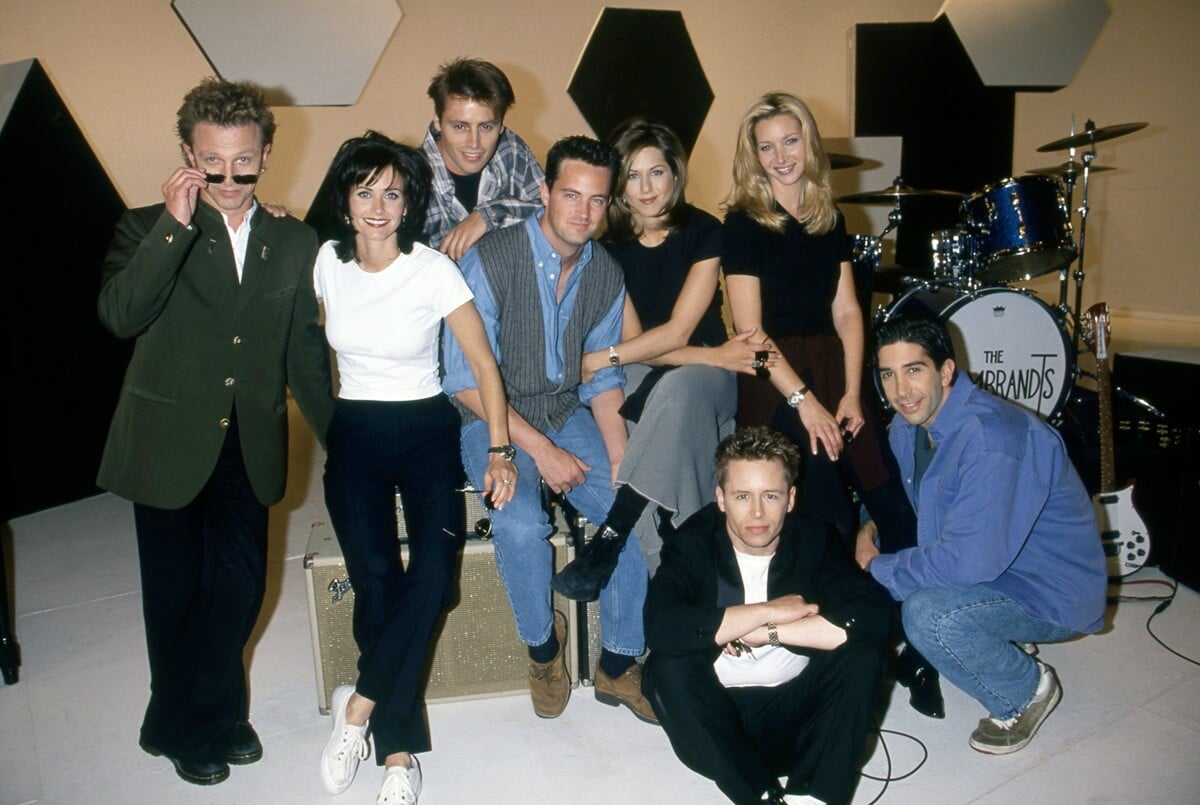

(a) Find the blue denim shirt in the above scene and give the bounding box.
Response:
[870,371,1106,633]
[442,214,626,405]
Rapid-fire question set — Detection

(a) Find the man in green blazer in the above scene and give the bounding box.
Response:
[97,78,333,786]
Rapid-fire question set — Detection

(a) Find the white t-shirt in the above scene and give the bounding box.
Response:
[313,240,473,401]
[713,549,810,688]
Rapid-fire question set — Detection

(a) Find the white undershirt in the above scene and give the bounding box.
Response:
[313,240,473,400]
[220,201,257,282]
[714,549,810,688]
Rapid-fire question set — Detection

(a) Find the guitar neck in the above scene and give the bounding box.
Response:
[1097,356,1115,494]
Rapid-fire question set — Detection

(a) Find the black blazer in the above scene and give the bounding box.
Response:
[645,503,892,660]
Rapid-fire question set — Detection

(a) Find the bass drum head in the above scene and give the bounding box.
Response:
[879,285,1074,421]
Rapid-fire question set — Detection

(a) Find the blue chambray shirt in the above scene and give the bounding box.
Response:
[442,213,626,406]
[869,371,1106,634]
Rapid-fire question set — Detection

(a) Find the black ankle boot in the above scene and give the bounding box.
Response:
[551,525,628,601]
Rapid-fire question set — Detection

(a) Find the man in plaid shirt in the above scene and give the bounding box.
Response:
[422,58,545,260]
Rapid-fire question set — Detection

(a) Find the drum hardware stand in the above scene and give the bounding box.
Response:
[1069,135,1098,356]
[1057,118,1080,314]
[1035,119,1149,358]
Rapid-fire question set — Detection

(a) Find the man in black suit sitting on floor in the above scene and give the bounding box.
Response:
[643,427,891,804]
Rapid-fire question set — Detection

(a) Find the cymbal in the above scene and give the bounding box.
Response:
[839,179,964,205]
[1028,161,1115,179]
[1036,121,1148,153]
[828,152,865,170]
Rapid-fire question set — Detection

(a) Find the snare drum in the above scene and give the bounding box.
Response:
[877,285,1073,420]
[963,175,1076,282]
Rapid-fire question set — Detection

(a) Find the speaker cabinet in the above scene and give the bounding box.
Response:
[304,514,575,713]
[1113,350,1200,591]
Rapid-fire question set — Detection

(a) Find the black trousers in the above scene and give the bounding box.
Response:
[323,396,465,761]
[643,643,883,805]
[134,411,268,763]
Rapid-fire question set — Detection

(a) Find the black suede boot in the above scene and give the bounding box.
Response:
[551,525,629,601]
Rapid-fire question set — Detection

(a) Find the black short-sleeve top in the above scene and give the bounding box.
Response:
[722,206,851,338]
[602,204,726,347]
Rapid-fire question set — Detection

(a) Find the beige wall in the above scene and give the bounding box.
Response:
[3,0,1195,350]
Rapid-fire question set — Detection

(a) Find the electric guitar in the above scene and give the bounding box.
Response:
[1082,303,1150,577]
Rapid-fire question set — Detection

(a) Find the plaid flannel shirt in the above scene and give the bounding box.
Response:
[421,123,545,248]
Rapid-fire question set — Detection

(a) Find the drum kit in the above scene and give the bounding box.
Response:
[838,119,1149,423]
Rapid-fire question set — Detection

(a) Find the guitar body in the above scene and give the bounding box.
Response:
[1093,484,1150,577]
[1083,302,1151,579]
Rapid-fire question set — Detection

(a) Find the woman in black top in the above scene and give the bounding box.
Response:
[553,120,761,602]
[722,92,914,549]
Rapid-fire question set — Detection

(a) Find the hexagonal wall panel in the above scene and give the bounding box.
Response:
[173,0,402,105]
[568,8,713,155]
[939,0,1109,88]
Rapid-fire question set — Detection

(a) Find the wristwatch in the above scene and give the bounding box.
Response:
[487,444,516,462]
[785,386,808,408]
[765,622,780,647]
[608,345,620,367]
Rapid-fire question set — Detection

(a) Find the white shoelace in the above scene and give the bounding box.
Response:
[378,758,421,805]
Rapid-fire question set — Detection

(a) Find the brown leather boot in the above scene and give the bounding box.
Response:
[593,663,658,724]
[528,611,570,718]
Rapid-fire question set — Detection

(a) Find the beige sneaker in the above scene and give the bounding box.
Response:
[529,611,570,718]
[969,661,1061,755]
[594,663,658,724]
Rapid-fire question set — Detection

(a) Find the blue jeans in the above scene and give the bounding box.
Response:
[902,586,1074,719]
[460,409,647,656]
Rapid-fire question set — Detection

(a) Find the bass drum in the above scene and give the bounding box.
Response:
[877,285,1074,421]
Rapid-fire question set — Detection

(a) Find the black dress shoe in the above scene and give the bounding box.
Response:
[551,525,628,601]
[225,720,263,765]
[141,741,231,786]
[895,643,945,719]
[904,666,946,719]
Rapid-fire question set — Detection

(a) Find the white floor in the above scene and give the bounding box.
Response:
[3,405,1199,805]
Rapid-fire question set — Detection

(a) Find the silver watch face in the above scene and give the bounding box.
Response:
[787,389,805,407]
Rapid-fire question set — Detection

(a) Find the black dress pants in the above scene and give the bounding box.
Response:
[133,411,268,763]
[322,396,465,761]
[643,643,883,805]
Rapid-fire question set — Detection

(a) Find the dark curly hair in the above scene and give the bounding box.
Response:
[873,315,957,371]
[715,427,802,488]
[323,131,432,261]
[176,77,276,147]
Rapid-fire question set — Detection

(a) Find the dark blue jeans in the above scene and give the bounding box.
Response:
[323,395,465,760]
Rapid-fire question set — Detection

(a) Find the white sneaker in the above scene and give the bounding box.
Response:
[377,756,422,804]
[321,684,370,794]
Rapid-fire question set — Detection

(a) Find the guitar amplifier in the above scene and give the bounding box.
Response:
[1114,349,1200,591]
[304,499,577,713]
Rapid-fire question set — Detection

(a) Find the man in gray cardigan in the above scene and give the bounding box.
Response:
[443,136,655,725]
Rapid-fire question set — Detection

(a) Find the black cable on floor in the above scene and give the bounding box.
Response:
[859,726,929,804]
[1144,577,1200,667]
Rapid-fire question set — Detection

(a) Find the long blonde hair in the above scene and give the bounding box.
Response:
[724,92,837,235]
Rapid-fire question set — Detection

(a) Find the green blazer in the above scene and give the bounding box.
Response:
[97,202,334,509]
